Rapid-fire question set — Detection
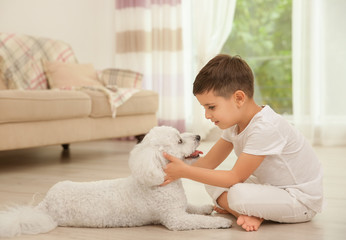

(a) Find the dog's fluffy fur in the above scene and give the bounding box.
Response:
[0,126,232,237]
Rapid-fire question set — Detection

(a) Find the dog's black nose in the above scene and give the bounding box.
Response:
[195,135,201,141]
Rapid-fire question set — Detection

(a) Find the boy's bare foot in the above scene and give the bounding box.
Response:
[236,215,263,232]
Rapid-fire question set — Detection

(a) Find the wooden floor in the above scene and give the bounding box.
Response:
[0,139,345,240]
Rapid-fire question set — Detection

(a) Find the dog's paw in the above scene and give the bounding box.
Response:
[212,216,232,229]
[199,204,214,215]
[186,204,214,215]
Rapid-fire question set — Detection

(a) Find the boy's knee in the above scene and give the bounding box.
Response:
[204,184,228,201]
[204,184,229,209]
[227,183,249,212]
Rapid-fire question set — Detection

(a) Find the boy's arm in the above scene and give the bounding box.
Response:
[162,152,265,188]
[193,138,234,169]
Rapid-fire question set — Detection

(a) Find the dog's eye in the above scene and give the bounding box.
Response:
[178,139,183,144]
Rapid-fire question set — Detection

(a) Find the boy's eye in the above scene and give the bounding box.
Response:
[208,106,215,110]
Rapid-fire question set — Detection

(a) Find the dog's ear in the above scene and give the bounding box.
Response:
[147,132,168,151]
[128,142,166,186]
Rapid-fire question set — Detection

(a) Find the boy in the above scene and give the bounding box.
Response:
[161,54,323,231]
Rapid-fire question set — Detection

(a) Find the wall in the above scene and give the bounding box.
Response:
[0,0,114,69]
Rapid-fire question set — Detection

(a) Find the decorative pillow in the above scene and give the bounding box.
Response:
[43,61,103,89]
[100,68,142,89]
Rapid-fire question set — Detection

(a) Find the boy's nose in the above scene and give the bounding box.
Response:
[205,111,212,119]
[204,110,211,119]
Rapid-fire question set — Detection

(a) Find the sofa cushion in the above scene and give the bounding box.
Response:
[82,89,158,118]
[0,90,91,123]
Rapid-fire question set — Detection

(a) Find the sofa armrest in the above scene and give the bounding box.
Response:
[99,68,143,89]
[0,74,7,90]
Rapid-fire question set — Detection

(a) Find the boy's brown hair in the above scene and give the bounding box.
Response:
[193,54,254,98]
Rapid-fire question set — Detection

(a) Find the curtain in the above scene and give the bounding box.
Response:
[187,0,237,138]
[114,0,186,132]
[114,0,236,136]
[292,0,346,146]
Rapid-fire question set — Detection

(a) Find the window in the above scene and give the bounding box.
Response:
[221,0,292,114]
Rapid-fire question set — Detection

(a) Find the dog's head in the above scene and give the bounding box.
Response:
[128,126,202,186]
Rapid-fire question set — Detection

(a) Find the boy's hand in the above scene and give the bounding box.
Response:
[160,152,188,186]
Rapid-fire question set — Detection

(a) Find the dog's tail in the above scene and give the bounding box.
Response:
[0,204,57,238]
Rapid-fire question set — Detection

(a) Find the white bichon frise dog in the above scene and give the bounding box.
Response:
[0,126,232,237]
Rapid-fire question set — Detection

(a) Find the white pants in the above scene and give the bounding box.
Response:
[205,177,316,223]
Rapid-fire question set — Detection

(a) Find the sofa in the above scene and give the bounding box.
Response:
[0,33,158,151]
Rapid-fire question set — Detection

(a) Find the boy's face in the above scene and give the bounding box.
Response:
[195,90,242,130]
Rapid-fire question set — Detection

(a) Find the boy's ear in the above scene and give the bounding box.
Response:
[234,90,245,106]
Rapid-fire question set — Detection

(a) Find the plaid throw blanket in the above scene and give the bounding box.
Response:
[0,33,77,89]
[99,69,142,117]
[0,33,141,117]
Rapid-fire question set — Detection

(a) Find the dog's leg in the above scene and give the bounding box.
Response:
[161,211,232,231]
[186,204,214,215]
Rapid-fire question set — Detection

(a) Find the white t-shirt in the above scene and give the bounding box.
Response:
[221,105,324,213]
